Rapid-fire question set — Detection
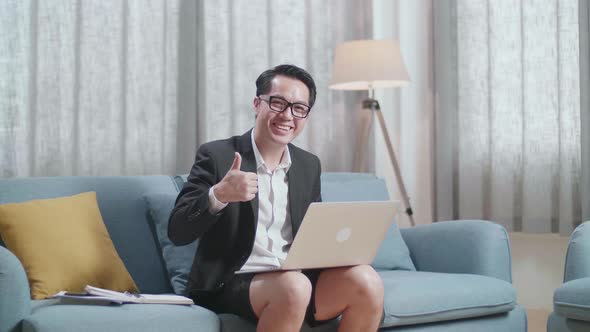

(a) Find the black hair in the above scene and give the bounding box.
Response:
[255,64,317,108]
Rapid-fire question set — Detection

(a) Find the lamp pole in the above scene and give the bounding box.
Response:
[364,89,415,227]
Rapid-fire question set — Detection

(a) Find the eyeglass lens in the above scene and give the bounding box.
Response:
[267,96,310,118]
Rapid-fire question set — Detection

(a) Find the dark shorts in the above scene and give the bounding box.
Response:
[197,269,334,327]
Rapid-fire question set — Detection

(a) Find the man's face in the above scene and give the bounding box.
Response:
[253,75,310,149]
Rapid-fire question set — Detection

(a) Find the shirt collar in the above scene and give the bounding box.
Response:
[251,129,292,172]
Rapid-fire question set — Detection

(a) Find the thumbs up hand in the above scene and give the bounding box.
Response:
[229,151,242,171]
[213,152,258,203]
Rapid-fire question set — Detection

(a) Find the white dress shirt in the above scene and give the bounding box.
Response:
[208,130,293,270]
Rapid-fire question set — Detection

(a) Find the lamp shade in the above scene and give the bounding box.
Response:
[329,39,410,90]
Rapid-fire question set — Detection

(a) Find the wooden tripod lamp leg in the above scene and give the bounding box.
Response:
[374,106,416,227]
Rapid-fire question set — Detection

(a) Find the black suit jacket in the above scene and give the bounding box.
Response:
[168,129,322,299]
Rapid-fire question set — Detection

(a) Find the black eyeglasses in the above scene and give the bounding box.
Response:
[258,96,311,119]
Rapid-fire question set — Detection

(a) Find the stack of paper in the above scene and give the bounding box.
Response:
[51,285,194,305]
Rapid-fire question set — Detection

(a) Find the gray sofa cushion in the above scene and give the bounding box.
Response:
[554,277,590,322]
[217,313,340,332]
[144,192,198,295]
[379,270,516,327]
[218,306,528,332]
[23,300,219,332]
[320,174,415,271]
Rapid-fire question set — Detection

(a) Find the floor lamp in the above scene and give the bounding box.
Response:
[329,39,415,226]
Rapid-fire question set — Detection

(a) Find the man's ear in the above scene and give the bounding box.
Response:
[253,97,260,108]
[253,97,261,118]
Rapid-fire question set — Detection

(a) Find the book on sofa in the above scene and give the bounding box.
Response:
[51,285,194,305]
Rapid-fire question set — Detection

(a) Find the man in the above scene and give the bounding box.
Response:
[169,64,384,331]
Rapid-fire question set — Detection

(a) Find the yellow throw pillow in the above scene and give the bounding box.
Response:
[0,192,138,299]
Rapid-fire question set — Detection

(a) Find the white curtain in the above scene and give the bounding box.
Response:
[580,0,590,231]
[1,0,371,177]
[372,0,435,227]
[434,0,584,234]
[1,0,181,177]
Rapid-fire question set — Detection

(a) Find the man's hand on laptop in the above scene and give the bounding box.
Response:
[213,152,258,203]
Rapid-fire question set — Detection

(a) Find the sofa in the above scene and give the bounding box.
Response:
[0,172,527,332]
[547,221,590,332]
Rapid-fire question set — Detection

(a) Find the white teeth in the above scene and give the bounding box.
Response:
[275,124,291,131]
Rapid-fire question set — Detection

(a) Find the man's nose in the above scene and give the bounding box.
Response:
[280,106,294,120]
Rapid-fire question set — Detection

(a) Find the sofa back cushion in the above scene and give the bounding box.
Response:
[321,173,415,271]
[144,192,197,295]
[0,176,177,294]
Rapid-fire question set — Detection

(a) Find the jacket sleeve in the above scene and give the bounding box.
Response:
[168,144,223,245]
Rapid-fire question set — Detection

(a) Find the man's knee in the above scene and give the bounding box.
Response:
[273,272,313,314]
[349,265,384,308]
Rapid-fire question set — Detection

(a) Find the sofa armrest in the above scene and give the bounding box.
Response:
[0,246,31,332]
[553,277,590,321]
[564,221,590,282]
[400,220,512,283]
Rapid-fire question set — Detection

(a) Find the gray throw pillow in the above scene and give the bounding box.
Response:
[320,174,416,271]
[144,192,197,295]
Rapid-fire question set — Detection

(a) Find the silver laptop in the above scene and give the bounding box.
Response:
[236,201,397,274]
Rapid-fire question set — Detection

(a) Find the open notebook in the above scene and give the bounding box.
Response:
[51,285,193,305]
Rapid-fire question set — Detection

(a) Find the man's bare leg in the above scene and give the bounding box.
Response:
[249,271,312,332]
[313,265,384,332]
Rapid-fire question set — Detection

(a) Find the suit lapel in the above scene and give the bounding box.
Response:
[287,147,305,236]
[237,130,258,224]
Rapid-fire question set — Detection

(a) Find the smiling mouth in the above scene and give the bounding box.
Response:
[273,123,293,132]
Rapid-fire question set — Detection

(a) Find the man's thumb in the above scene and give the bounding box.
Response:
[230,152,242,171]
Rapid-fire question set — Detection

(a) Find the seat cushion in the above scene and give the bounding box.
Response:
[554,277,590,322]
[0,192,138,299]
[218,313,340,332]
[379,270,516,327]
[144,192,198,295]
[23,301,219,332]
[218,294,525,332]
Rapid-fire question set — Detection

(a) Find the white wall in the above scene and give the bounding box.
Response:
[372,0,435,227]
